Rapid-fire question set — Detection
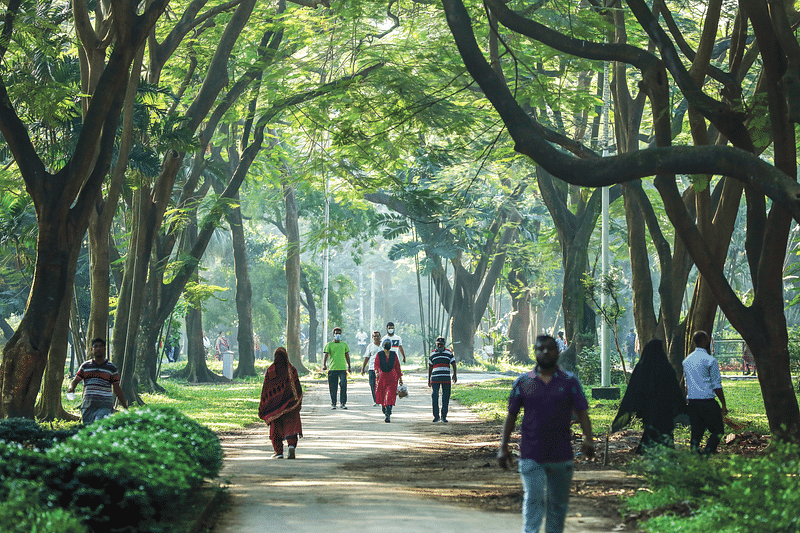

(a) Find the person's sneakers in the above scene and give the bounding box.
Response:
[385,415,391,423]
[442,418,448,423]
[340,405,348,410]
[271,453,283,459]
[287,446,296,460]
[432,418,440,423]
[331,405,337,410]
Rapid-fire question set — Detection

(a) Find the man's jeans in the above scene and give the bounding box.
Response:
[328,370,347,406]
[518,458,573,533]
[431,382,451,420]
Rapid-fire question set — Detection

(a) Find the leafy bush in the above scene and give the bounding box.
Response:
[625,443,800,532]
[0,418,80,450]
[576,345,627,387]
[0,407,222,532]
[0,479,86,533]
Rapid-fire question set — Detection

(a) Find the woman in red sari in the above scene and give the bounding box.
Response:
[258,347,303,459]
[374,340,403,423]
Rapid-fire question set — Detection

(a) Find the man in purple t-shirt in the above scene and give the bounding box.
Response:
[498,334,594,533]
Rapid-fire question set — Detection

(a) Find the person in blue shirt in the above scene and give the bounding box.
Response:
[682,330,728,454]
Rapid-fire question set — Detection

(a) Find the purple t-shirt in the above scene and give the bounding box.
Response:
[507,367,589,463]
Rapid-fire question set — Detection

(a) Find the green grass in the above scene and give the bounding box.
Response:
[450,376,776,441]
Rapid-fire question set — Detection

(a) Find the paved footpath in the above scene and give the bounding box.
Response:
[212,373,618,533]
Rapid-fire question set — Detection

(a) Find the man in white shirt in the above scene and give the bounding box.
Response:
[682,330,728,455]
[381,321,406,364]
[361,331,382,406]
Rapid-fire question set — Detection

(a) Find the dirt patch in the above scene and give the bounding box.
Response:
[344,419,644,529]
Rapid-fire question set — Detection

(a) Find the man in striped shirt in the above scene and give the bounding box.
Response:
[68,338,128,424]
[428,336,457,423]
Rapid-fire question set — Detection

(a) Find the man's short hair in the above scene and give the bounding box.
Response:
[692,330,710,348]
[333,327,342,333]
[386,321,394,328]
[535,334,557,350]
[91,338,106,347]
[372,331,381,336]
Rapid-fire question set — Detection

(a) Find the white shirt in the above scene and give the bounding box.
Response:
[364,343,382,371]
[682,347,722,400]
[381,334,402,358]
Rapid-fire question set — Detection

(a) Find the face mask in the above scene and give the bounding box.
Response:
[334,334,341,341]
[387,328,394,335]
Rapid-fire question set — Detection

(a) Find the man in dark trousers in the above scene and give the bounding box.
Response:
[682,330,728,455]
[498,334,594,533]
[428,336,457,423]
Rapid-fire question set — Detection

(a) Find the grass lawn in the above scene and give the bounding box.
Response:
[451,376,775,441]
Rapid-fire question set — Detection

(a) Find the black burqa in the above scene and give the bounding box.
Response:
[611,339,687,451]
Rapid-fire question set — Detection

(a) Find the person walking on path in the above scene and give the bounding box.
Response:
[258,347,303,459]
[498,334,595,533]
[683,330,728,455]
[361,331,382,406]
[375,339,403,423]
[323,326,351,410]
[428,336,457,423]
[67,338,128,424]
[381,321,406,363]
[611,339,687,452]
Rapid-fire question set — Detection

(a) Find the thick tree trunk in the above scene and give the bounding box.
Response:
[87,217,113,344]
[0,225,79,418]
[35,283,80,421]
[134,297,165,394]
[506,269,532,364]
[229,191,256,378]
[175,304,228,383]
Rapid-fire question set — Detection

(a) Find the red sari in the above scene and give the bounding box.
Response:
[259,348,303,452]
[374,350,402,407]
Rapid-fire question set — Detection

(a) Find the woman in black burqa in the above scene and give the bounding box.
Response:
[611,339,687,452]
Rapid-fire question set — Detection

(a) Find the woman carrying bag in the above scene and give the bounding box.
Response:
[374,339,403,423]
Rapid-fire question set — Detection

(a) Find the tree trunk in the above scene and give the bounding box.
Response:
[0,223,80,418]
[506,268,532,364]
[230,191,256,378]
[450,299,479,365]
[134,284,166,394]
[176,304,229,383]
[300,270,318,364]
[283,183,307,372]
[35,282,80,421]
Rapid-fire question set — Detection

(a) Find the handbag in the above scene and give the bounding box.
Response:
[397,383,408,398]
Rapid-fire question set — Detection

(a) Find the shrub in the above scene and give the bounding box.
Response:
[576,345,627,387]
[0,407,223,532]
[625,442,800,532]
[0,479,86,533]
[0,418,81,450]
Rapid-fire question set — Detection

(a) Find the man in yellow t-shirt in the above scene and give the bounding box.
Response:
[323,327,351,409]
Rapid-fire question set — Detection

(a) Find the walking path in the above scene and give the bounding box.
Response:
[212,373,619,533]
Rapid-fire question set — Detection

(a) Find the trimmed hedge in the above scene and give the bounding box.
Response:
[0,406,222,532]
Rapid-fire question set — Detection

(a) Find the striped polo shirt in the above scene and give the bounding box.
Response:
[76,359,120,410]
[429,347,455,383]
